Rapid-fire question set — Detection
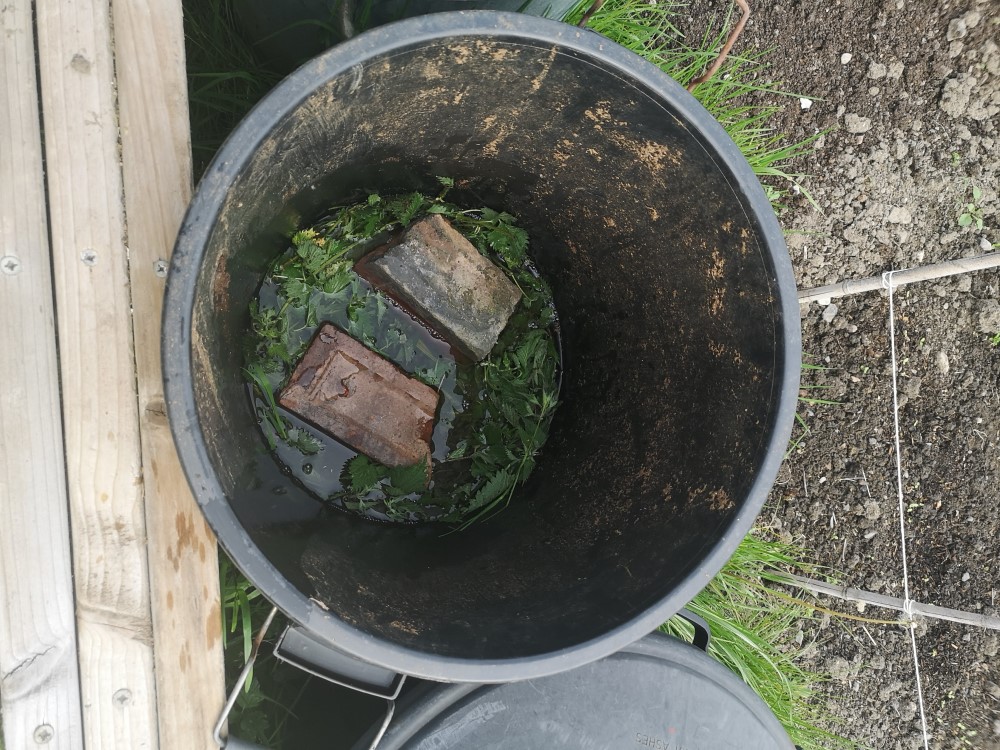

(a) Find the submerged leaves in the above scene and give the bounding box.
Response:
[246,187,560,526]
[244,362,323,455]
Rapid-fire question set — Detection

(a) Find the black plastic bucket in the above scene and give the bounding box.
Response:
[355,631,795,749]
[164,11,800,684]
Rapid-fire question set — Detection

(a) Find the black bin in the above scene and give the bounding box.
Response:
[164,11,801,684]
[356,631,796,749]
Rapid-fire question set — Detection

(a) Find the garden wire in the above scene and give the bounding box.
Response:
[663,532,855,750]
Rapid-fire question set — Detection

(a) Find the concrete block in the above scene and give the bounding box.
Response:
[355,214,522,361]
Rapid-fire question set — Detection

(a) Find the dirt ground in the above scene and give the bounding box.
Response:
[682,0,1000,747]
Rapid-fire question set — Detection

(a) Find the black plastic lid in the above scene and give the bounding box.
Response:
[363,633,794,749]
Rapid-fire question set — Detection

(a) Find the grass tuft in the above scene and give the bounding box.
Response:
[183,0,280,175]
[220,555,307,748]
[567,0,821,209]
[663,531,854,750]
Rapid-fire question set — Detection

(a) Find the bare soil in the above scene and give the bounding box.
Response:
[682,0,1000,746]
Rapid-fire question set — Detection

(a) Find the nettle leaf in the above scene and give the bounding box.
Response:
[281,278,311,307]
[291,228,319,246]
[468,232,491,255]
[399,344,414,367]
[259,356,285,375]
[484,439,516,468]
[416,359,452,388]
[441,386,464,412]
[346,455,383,494]
[305,301,319,328]
[380,325,399,344]
[322,267,352,294]
[486,227,510,252]
[251,304,285,340]
[480,422,506,448]
[294,245,317,270]
[499,400,522,427]
[388,460,430,494]
[389,192,426,225]
[265,341,292,367]
[358,317,381,348]
[383,499,417,521]
[383,484,410,498]
[467,470,514,512]
[447,440,469,460]
[519,454,537,480]
[438,359,456,380]
[346,295,367,323]
[487,223,528,267]
[286,428,323,455]
[314,257,349,287]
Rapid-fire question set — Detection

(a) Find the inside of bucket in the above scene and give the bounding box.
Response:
[190,30,785,660]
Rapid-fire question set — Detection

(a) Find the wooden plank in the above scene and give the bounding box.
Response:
[0,1,85,748]
[112,0,227,745]
[34,0,160,747]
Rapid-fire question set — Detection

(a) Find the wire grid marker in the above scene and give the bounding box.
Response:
[882,271,930,750]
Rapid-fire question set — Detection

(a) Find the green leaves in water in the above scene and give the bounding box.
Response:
[244,362,323,455]
[245,180,560,527]
[447,329,559,527]
[284,229,353,295]
[477,207,529,268]
[334,326,560,526]
[247,302,294,371]
[340,456,434,521]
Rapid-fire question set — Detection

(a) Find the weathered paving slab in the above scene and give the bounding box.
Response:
[279,324,438,470]
[355,214,521,361]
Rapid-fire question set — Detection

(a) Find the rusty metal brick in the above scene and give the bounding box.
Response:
[354,214,521,361]
[278,324,438,470]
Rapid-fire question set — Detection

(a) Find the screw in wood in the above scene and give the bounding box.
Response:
[80,249,98,266]
[33,724,54,744]
[112,688,133,707]
[153,259,168,278]
[1,255,21,275]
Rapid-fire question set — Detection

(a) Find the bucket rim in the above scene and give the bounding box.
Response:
[163,9,801,683]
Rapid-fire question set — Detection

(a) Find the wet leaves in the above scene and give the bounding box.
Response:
[246,186,560,526]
